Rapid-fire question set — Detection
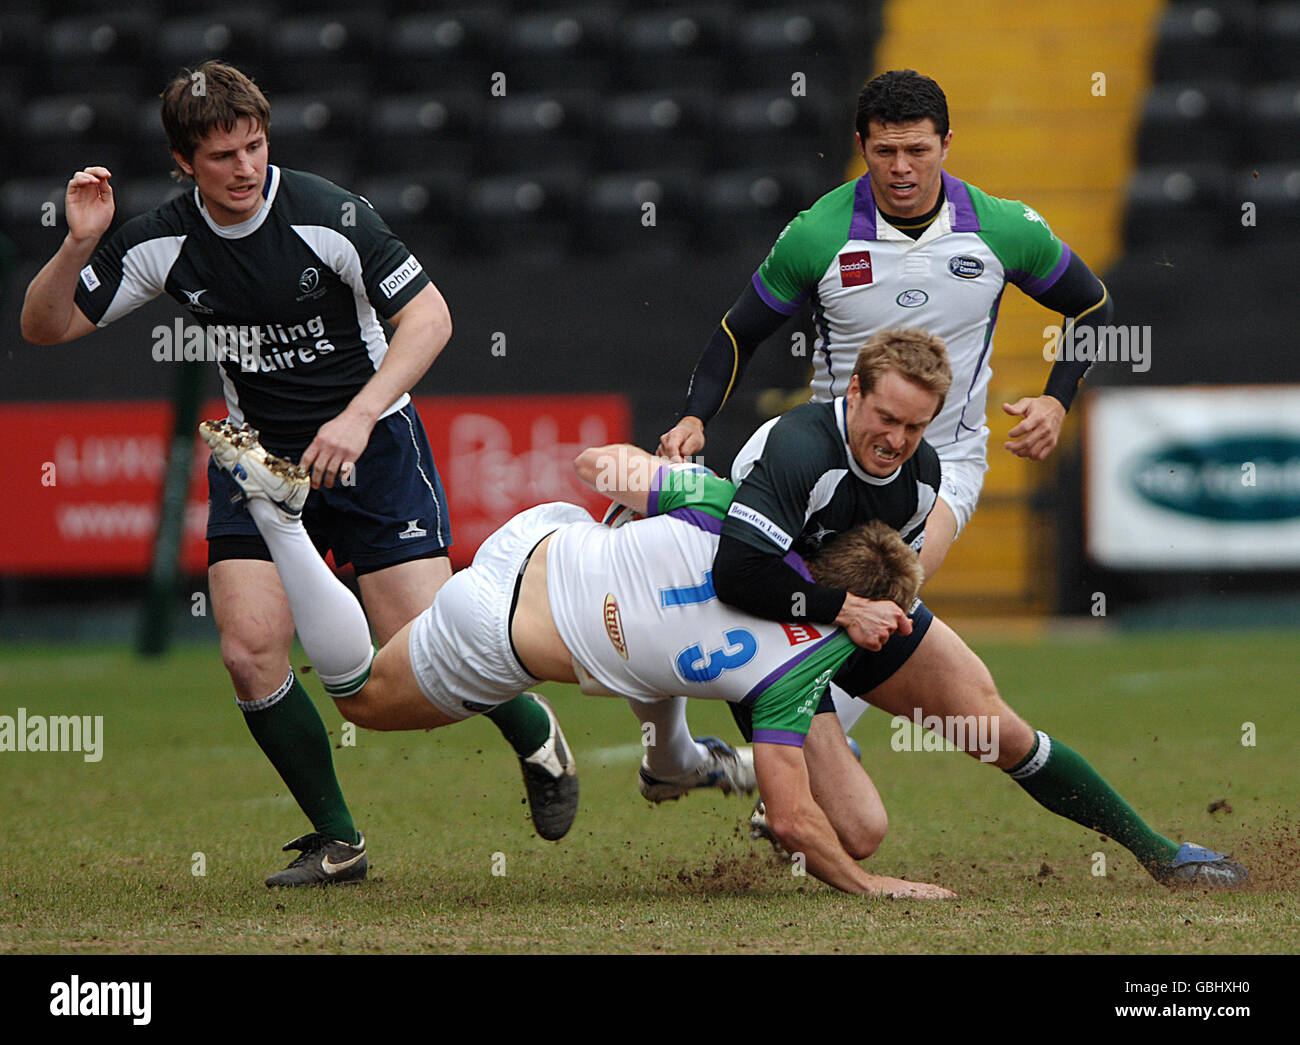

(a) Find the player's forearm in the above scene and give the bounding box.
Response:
[1033,254,1115,411]
[344,301,450,424]
[712,534,846,624]
[21,234,99,344]
[679,284,788,423]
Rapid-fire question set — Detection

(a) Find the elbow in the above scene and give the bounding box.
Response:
[710,564,746,609]
[573,446,604,488]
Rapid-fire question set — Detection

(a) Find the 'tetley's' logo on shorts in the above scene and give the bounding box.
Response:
[604,593,628,659]
[838,251,873,287]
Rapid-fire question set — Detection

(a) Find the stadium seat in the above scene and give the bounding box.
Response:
[110,177,189,222]
[39,12,152,95]
[382,7,506,92]
[1151,1,1254,83]
[365,92,484,180]
[610,5,732,93]
[1237,163,1300,240]
[264,13,383,93]
[1244,83,1300,164]
[1257,3,1300,82]
[0,177,75,255]
[694,166,820,252]
[711,89,830,168]
[153,10,272,86]
[577,169,697,258]
[501,7,617,92]
[1122,163,1233,249]
[481,91,599,174]
[597,91,713,171]
[464,171,581,260]
[20,94,136,179]
[355,173,463,257]
[1136,81,1243,166]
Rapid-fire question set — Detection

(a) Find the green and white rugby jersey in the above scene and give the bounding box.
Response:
[546,465,855,746]
[753,171,1072,460]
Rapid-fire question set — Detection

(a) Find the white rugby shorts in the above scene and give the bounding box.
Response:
[935,429,990,535]
[407,502,589,720]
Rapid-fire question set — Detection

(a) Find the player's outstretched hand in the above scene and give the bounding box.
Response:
[835,593,911,651]
[301,411,375,489]
[656,416,705,461]
[1002,395,1065,461]
[65,167,115,244]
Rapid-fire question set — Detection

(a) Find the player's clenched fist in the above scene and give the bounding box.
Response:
[834,592,912,651]
[65,167,116,244]
[656,416,705,461]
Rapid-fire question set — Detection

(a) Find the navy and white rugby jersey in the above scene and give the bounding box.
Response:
[74,166,431,451]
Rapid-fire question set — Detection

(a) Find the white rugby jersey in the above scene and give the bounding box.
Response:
[753,171,1072,460]
[546,466,855,746]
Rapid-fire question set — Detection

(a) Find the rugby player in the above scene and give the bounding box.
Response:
[678,331,1246,888]
[197,416,954,899]
[648,68,1118,801]
[20,60,576,885]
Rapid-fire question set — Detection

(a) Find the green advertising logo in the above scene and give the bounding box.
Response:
[1128,436,1300,522]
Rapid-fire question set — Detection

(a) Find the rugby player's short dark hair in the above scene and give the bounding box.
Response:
[161,60,271,180]
[856,69,949,140]
[852,328,952,420]
[805,521,924,610]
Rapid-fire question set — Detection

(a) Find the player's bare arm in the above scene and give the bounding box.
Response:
[755,741,954,898]
[834,591,911,650]
[19,167,114,345]
[573,442,673,514]
[299,281,451,489]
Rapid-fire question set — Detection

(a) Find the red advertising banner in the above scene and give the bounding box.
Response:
[1,395,629,575]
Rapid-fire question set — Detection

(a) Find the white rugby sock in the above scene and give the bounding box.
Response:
[627,696,708,779]
[246,498,374,695]
[832,683,870,733]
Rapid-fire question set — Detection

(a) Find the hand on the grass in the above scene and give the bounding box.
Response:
[1002,395,1065,460]
[301,410,374,489]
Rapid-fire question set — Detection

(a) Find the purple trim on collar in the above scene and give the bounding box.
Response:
[1011,242,1074,297]
[751,271,804,315]
[752,729,807,748]
[850,175,878,241]
[942,172,980,231]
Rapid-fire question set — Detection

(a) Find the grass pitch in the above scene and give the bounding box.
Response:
[0,628,1296,954]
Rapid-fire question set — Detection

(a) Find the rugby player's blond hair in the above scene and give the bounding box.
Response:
[851,328,952,419]
[805,520,924,609]
[161,61,271,181]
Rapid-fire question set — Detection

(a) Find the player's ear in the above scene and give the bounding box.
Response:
[172,151,194,177]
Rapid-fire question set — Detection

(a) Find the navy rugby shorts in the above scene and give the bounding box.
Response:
[206,403,452,575]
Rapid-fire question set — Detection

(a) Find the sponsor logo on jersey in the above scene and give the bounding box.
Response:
[1022,205,1050,230]
[896,289,928,308]
[838,250,873,287]
[603,593,628,659]
[780,622,822,645]
[182,288,215,314]
[79,265,100,292]
[726,502,793,550]
[398,519,427,539]
[380,255,423,299]
[947,254,984,279]
[298,267,319,294]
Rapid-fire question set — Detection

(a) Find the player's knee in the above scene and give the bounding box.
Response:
[334,677,389,731]
[219,629,291,698]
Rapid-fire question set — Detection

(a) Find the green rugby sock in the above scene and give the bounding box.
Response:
[486,693,551,756]
[1008,732,1180,871]
[239,671,360,845]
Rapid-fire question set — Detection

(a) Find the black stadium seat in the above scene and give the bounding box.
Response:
[382,6,506,92]
[578,169,698,257]
[1136,81,1243,166]
[1122,163,1233,249]
[1257,3,1300,82]
[1151,1,1254,83]
[597,91,713,171]
[1238,163,1300,240]
[1244,83,1300,164]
